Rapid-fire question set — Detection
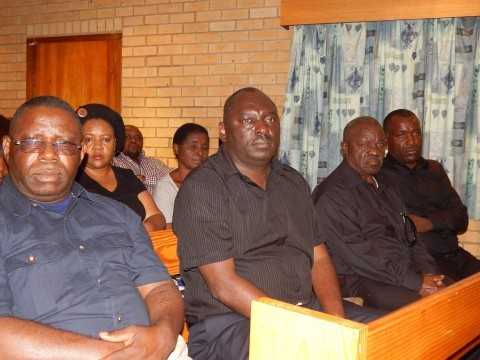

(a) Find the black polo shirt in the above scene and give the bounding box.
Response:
[173,148,322,325]
[381,154,468,255]
[313,161,437,293]
[0,177,170,338]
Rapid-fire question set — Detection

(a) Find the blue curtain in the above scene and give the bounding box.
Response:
[280,18,480,218]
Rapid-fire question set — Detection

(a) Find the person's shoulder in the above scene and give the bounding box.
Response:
[378,167,397,184]
[185,152,225,184]
[0,184,11,219]
[276,162,311,190]
[156,173,172,183]
[112,153,131,167]
[178,154,229,202]
[79,187,139,220]
[145,156,168,167]
[312,165,350,203]
[113,166,144,186]
[113,166,136,177]
[0,177,30,218]
[425,159,446,173]
[153,174,175,192]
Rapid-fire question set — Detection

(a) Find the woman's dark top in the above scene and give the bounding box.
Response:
[76,166,147,220]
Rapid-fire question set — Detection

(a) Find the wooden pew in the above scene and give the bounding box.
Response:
[250,273,480,359]
[149,228,180,276]
[149,229,189,341]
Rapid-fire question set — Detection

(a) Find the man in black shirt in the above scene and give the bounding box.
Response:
[313,117,445,311]
[382,109,480,281]
[174,88,383,360]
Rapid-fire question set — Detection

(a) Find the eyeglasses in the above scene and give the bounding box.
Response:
[13,139,81,156]
[401,212,417,247]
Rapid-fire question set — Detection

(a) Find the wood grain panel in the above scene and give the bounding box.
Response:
[281,0,480,26]
[366,273,480,359]
[27,34,121,112]
[250,274,480,358]
[250,297,368,360]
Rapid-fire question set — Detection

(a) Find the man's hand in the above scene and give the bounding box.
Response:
[408,214,433,233]
[311,244,345,318]
[419,274,445,297]
[99,320,177,360]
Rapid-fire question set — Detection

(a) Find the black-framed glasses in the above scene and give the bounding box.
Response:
[401,212,417,247]
[13,139,81,156]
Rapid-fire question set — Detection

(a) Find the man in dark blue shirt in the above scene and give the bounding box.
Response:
[0,96,186,359]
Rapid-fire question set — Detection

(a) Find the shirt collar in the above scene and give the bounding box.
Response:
[384,153,428,173]
[120,151,145,163]
[2,176,93,217]
[338,160,384,190]
[216,146,283,182]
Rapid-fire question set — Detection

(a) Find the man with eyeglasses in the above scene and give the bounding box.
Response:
[382,109,480,281]
[0,96,189,359]
[113,125,170,194]
[313,116,446,311]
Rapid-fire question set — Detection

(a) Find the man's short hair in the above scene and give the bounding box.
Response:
[342,116,379,142]
[10,96,79,135]
[223,87,276,122]
[383,109,418,134]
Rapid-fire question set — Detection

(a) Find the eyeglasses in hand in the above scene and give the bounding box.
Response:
[401,212,417,247]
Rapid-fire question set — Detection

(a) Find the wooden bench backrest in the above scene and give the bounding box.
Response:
[250,273,480,359]
[149,229,180,276]
[250,298,367,360]
[149,229,190,341]
[366,272,480,359]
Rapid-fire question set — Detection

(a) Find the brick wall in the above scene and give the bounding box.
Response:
[0,0,292,167]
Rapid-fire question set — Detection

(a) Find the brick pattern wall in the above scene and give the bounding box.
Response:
[0,0,292,167]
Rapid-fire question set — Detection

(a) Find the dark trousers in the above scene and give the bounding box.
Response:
[433,247,480,281]
[187,299,385,360]
[353,276,421,311]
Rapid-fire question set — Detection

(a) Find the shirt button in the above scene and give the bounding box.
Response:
[116,313,123,322]
[27,255,36,264]
[32,203,38,207]
[79,244,86,251]
[97,278,102,284]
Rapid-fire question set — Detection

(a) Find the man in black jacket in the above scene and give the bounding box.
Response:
[313,116,445,311]
[382,109,480,281]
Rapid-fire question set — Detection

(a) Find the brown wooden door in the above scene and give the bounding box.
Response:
[27,34,122,111]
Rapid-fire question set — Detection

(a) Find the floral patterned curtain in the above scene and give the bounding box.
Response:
[280,18,480,218]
